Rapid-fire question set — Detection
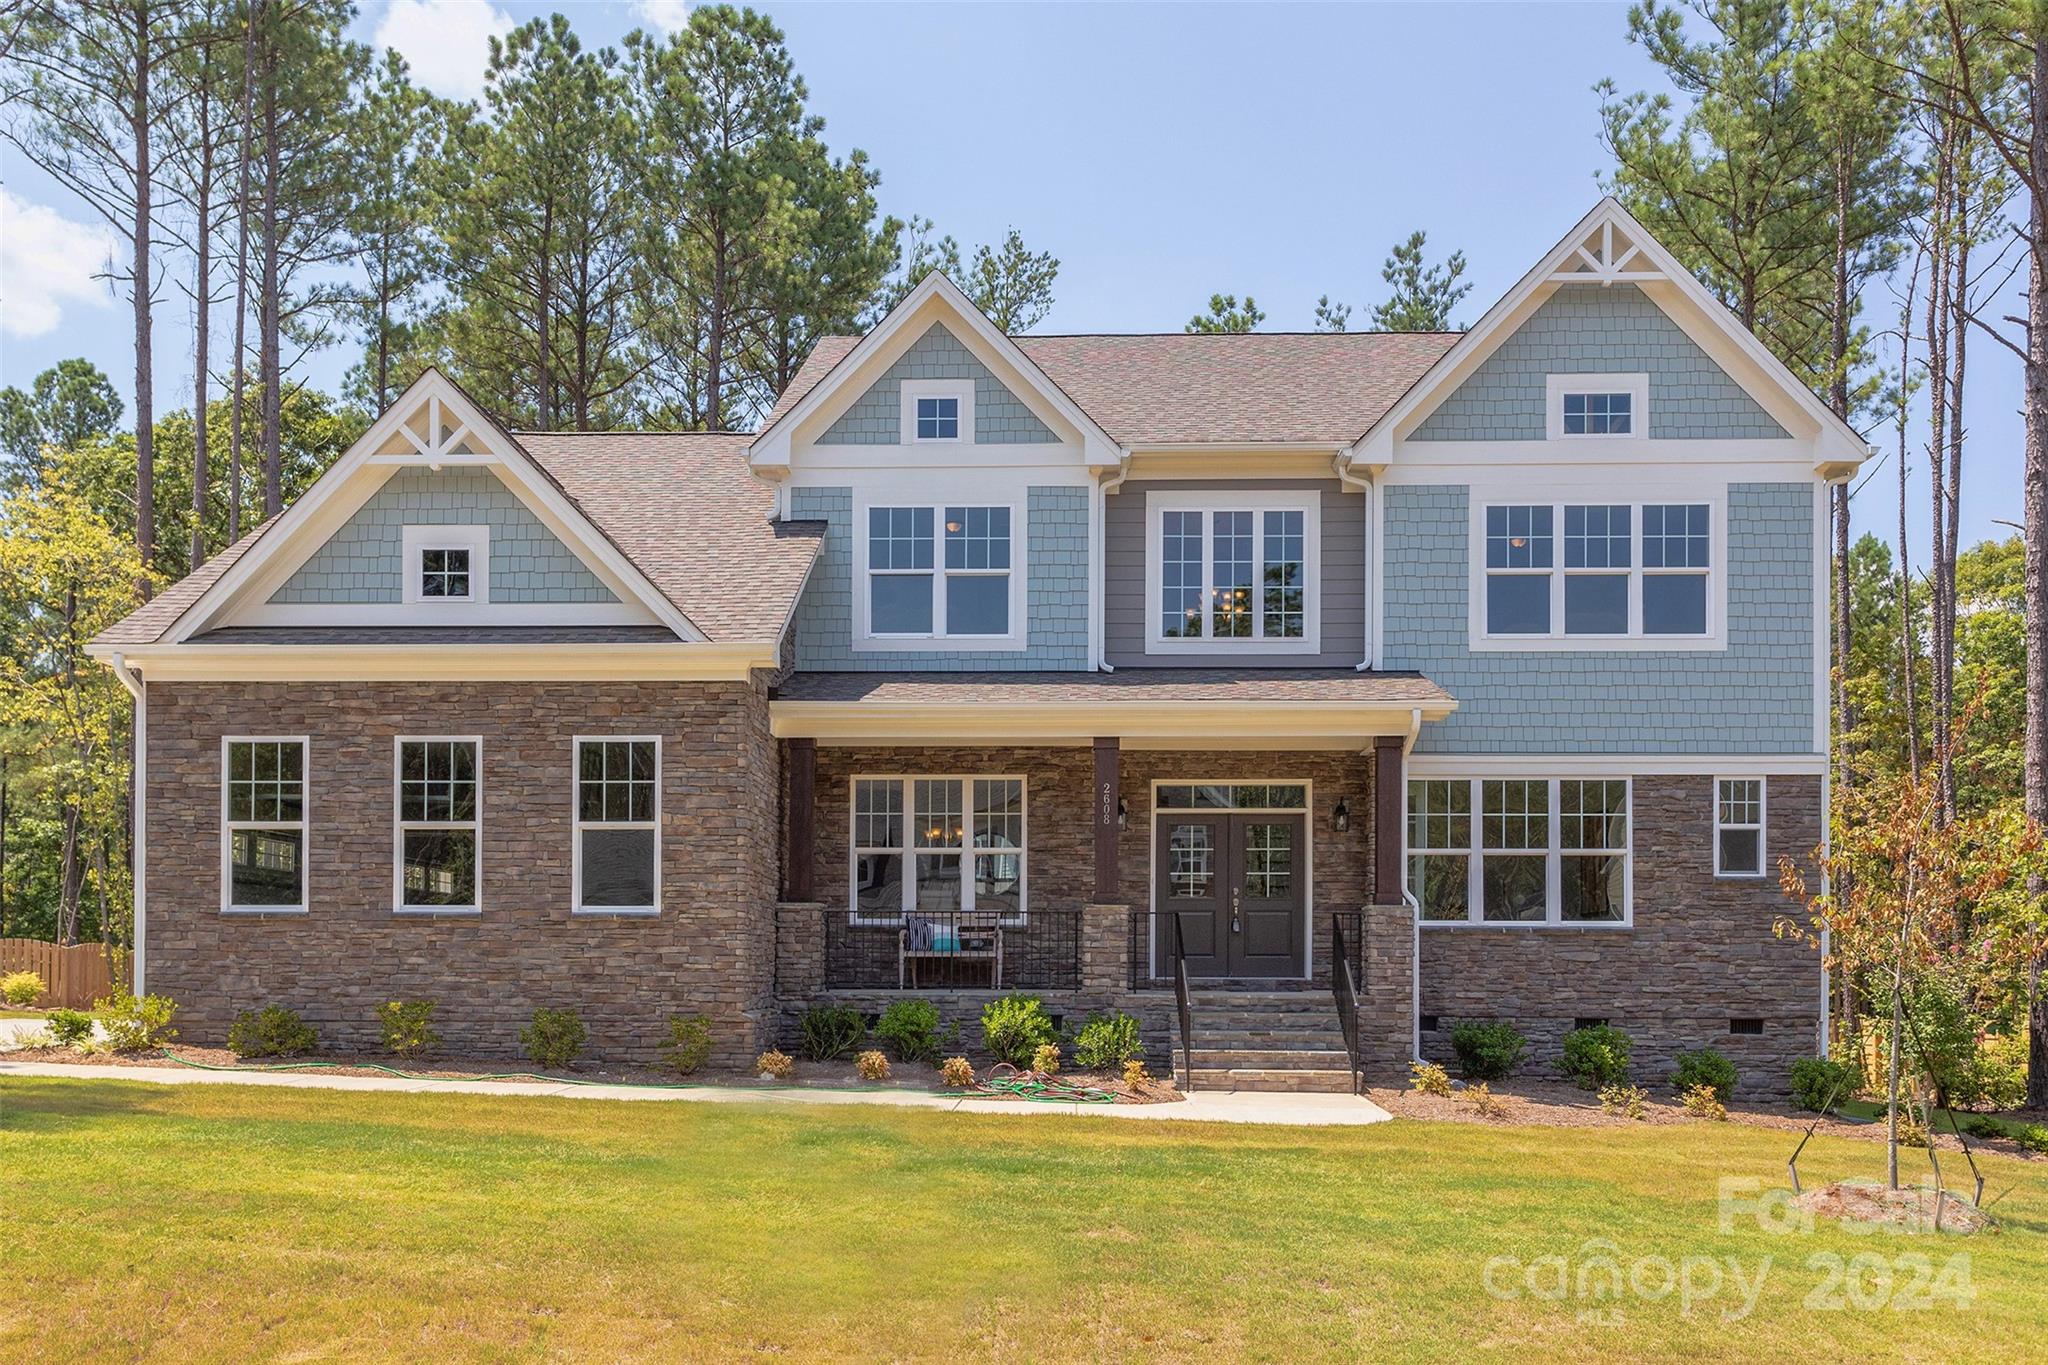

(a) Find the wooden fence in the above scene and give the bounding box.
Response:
[0,939,122,1010]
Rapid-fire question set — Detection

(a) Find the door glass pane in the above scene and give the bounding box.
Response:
[581,829,655,907]
[229,829,303,907]
[1167,825,1213,898]
[1244,822,1292,898]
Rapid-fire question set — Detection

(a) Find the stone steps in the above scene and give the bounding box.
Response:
[1177,990,1361,1093]
[1187,1066,1361,1093]
[1190,1047,1351,1070]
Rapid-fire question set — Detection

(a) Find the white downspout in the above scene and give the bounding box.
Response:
[1333,447,1375,672]
[110,653,146,997]
[1096,452,1133,673]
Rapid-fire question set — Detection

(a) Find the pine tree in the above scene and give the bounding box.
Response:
[1184,294,1265,333]
[1369,231,1470,331]
[345,49,450,413]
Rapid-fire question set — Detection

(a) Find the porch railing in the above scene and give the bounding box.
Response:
[1167,911,1194,1093]
[789,909,1081,993]
[1330,910,1365,1096]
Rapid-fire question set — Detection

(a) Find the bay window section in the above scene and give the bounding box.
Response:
[1412,776,1632,926]
[396,738,479,913]
[852,776,1026,922]
[1151,496,1317,649]
[575,738,658,913]
[224,738,306,912]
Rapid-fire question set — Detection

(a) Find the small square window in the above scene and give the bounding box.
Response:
[915,395,959,440]
[421,547,470,599]
[1563,391,1633,435]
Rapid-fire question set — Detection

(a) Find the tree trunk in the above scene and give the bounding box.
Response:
[130,0,155,596]
[706,235,726,431]
[191,49,213,572]
[58,803,83,947]
[260,39,281,518]
[0,758,9,939]
[228,0,257,542]
[2024,30,2048,1111]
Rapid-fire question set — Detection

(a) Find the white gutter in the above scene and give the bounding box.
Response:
[110,653,146,997]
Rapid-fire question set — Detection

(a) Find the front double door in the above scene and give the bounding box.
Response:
[1156,813,1306,978]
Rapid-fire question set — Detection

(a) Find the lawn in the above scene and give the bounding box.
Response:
[2,1079,2045,1361]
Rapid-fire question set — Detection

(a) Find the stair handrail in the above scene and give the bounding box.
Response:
[1330,911,1364,1096]
[1168,911,1194,1094]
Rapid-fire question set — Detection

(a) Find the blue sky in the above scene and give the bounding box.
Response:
[0,1,2025,553]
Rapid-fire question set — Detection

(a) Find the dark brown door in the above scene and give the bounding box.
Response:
[1156,812,1306,978]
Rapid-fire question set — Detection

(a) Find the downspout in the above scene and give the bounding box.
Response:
[1333,446,1375,672]
[1096,450,1133,672]
[1399,706,1425,1064]
[110,653,146,997]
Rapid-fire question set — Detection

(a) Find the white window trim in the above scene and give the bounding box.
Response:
[392,735,483,916]
[1144,488,1322,655]
[571,735,662,916]
[1546,373,1649,442]
[1714,775,1768,878]
[1410,776,1634,928]
[220,735,310,915]
[853,499,1027,651]
[898,378,975,445]
[401,524,490,605]
[1468,494,1726,651]
[848,774,1028,926]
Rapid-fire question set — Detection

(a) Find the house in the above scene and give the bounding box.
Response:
[89,201,1866,1094]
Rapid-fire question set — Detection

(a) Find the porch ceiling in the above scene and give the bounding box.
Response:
[768,668,1456,749]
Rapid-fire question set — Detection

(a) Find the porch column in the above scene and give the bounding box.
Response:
[1092,736,1119,903]
[1373,735,1404,905]
[785,737,816,903]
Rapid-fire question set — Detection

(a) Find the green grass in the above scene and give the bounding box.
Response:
[0,1009,46,1019]
[3,1079,2046,1361]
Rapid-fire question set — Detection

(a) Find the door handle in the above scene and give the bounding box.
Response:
[1231,886,1241,934]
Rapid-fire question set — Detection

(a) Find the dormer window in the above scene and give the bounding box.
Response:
[421,548,471,599]
[899,379,973,444]
[1563,391,1631,435]
[1547,373,1647,440]
[916,396,959,440]
[402,525,490,605]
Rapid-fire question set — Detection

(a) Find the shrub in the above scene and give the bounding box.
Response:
[854,1049,890,1081]
[1408,1061,1453,1097]
[45,1008,93,1047]
[1895,1109,1931,1148]
[980,994,1056,1067]
[1789,1056,1859,1113]
[1959,1031,2029,1111]
[227,1005,318,1058]
[1679,1083,1727,1121]
[798,1004,867,1061]
[1599,1084,1649,1120]
[939,1055,975,1088]
[1031,1042,1061,1075]
[1877,974,1979,1107]
[1559,1024,1632,1090]
[1072,1010,1144,1072]
[95,991,178,1053]
[1122,1059,1149,1089]
[1448,1020,1526,1081]
[1671,1048,1738,1102]
[1460,1081,1506,1119]
[2,970,45,1007]
[521,1007,586,1070]
[659,1015,713,1075]
[874,999,953,1064]
[756,1048,794,1080]
[377,1000,440,1058]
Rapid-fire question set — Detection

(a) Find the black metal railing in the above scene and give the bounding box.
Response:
[803,909,1080,992]
[1168,911,1194,1092]
[1330,910,1365,1096]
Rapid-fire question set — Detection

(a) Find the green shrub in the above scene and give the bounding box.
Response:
[659,1015,713,1075]
[2,970,45,1006]
[95,991,178,1052]
[521,1007,586,1070]
[45,1008,93,1047]
[1875,974,1981,1107]
[797,1004,867,1061]
[1599,1084,1650,1120]
[1448,1019,1526,1081]
[1959,1115,2048,1154]
[1789,1055,1858,1113]
[980,994,1056,1067]
[1672,1048,1738,1101]
[227,1005,318,1058]
[1072,1010,1144,1072]
[1032,1042,1061,1075]
[377,999,440,1058]
[1959,1031,2028,1111]
[873,999,954,1064]
[1558,1024,1632,1089]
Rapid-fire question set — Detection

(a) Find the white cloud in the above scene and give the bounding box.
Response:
[0,190,115,339]
[372,0,515,102]
[633,1,695,31]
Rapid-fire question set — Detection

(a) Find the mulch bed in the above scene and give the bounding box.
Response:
[1794,1179,1996,1233]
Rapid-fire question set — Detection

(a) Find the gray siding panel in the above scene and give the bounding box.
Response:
[1103,478,1364,668]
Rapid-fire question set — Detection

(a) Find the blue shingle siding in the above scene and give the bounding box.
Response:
[270,467,618,604]
[1411,284,1790,441]
[787,485,1090,670]
[815,323,1061,445]
[1382,483,1815,753]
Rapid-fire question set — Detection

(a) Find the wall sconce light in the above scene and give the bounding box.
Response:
[1332,798,1351,833]
[1116,797,1129,830]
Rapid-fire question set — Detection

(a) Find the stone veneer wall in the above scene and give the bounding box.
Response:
[1418,773,1822,1097]
[144,679,779,1066]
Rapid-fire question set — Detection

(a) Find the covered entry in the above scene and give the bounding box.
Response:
[1154,784,1309,977]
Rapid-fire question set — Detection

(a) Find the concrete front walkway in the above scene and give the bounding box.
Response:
[0,1059,1394,1126]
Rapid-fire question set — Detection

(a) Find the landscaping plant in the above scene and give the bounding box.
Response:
[1459,1081,1506,1119]
[939,1056,975,1088]
[44,1008,93,1047]
[1678,1083,1727,1121]
[227,1005,318,1058]
[756,1048,794,1080]
[377,1000,440,1058]
[659,1015,713,1075]
[2,970,45,1006]
[1598,1083,1649,1120]
[980,994,1055,1067]
[1670,1048,1737,1102]
[1788,1055,1859,1113]
[1558,1024,1632,1089]
[521,1007,587,1070]
[1448,1019,1525,1080]
[1408,1061,1453,1097]
[797,1004,867,1061]
[1071,1010,1143,1071]
[94,991,178,1053]
[1121,1059,1148,1088]
[854,1049,890,1081]
[1031,1042,1060,1075]
[873,999,953,1064]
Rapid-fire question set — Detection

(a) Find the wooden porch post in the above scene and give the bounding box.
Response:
[785,737,816,902]
[1373,736,1404,905]
[1092,736,1119,903]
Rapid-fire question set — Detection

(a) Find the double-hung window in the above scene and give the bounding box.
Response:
[852,776,1026,921]
[864,504,1015,641]
[575,738,659,913]
[1478,499,1715,643]
[395,737,480,913]
[1150,493,1318,651]
[223,738,307,912]
[1410,777,1631,925]
[1715,778,1765,877]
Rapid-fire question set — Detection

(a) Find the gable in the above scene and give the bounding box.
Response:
[815,322,1060,446]
[1410,284,1788,442]
[270,466,619,605]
